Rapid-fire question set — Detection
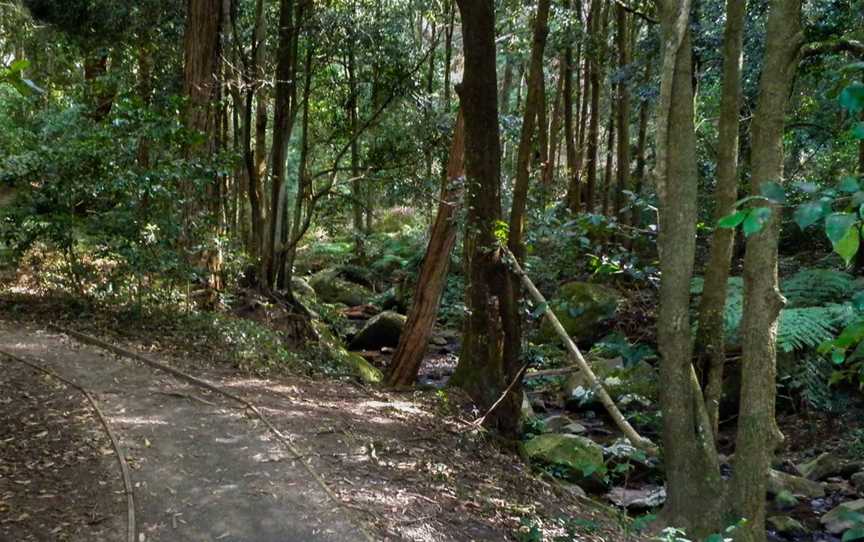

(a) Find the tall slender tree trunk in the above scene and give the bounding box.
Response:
[697,0,747,438]
[654,0,723,535]
[584,0,601,212]
[631,56,651,227]
[729,2,802,541]
[386,112,465,387]
[544,68,565,195]
[264,0,302,289]
[563,0,578,210]
[451,0,519,434]
[601,107,615,216]
[613,6,631,219]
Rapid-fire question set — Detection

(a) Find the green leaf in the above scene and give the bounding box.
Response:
[704,535,725,542]
[835,321,864,349]
[742,207,772,237]
[832,347,847,365]
[833,223,860,265]
[843,527,864,542]
[718,210,748,229]
[760,181,786,203]
[840,176,861,193]
[853,122,864,141]
[9,59,29,72]
[794,201,825,230]
[840,82,864,114]
[825,213,857,243]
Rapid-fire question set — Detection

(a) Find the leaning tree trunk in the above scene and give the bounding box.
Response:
[450,0,519,434]
[654,0,724,535]
[386,111,465,387]
[696,0,747,439]
[729,2,802,541]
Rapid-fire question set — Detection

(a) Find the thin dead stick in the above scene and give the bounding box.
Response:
[523,367,579,379]
[501,248,659,455]
[469,362,530,428]
[49,324,377,542]
[0,348,136,542]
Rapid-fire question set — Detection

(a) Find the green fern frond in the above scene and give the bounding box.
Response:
[781,269,857,308]
[777,306,849,352]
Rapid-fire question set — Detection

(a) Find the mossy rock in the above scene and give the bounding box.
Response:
[291,277,317,299]
[540,282,622,343]
[346,353,383,384]
[309,269,371,306]
[523,433,604,477]
[349,310,407,350]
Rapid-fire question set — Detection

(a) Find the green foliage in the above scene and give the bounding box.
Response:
[783,268,857,307]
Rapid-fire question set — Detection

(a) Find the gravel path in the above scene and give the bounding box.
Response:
[0,321,368,542]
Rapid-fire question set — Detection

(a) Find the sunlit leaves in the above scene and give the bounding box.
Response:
[839,176,861,193]
[833,224,861,265]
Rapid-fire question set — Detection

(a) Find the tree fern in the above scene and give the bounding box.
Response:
[781,269,858,308]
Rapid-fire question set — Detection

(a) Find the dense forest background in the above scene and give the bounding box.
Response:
[2,0,864,541]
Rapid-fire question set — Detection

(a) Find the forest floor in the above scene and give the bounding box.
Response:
[0,305,641,541]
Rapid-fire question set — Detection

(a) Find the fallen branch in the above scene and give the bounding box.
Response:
[501,248,659,455]
[49,324,377,542]
[0,348,136,542]
[523,367,579,379]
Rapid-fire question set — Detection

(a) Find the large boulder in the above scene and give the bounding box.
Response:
[767,469,825,498]
[540,282,622,343]
[349,311,407,350]
[820,499,864,535]
[523,433,605,478]
[798,452,844,481]
[309,269,371,306]
[291,277,317,299]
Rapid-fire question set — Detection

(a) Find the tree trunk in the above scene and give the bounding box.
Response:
[696,0,747,439]
[264,0,302,289]
[450,0,519,434]
[654,0,723,535]
[386,111,465,387]
[563,0,578,211]
[251,0,268,258]
[511,0,551,261]
[183,0,224,293]
[631,56,651,227]
[613,5,631,219]
[543,67,564,196]
[601,106,615,216]
[584,0,601,212]
[729,2,802,541]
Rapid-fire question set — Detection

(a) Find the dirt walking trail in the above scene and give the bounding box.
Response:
[0,320,369,542]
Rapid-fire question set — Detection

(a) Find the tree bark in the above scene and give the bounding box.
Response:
[264,0,302,289]
[563,0,578,210]
[613,5,631,219]
[654,0,723,535]
[584,0,601,212]
[729,2,802,541]
[631,55,651,227]
[450,0,519,434]
[601,106,615,216]
[696,0,747,440]
[386,111,465,387]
